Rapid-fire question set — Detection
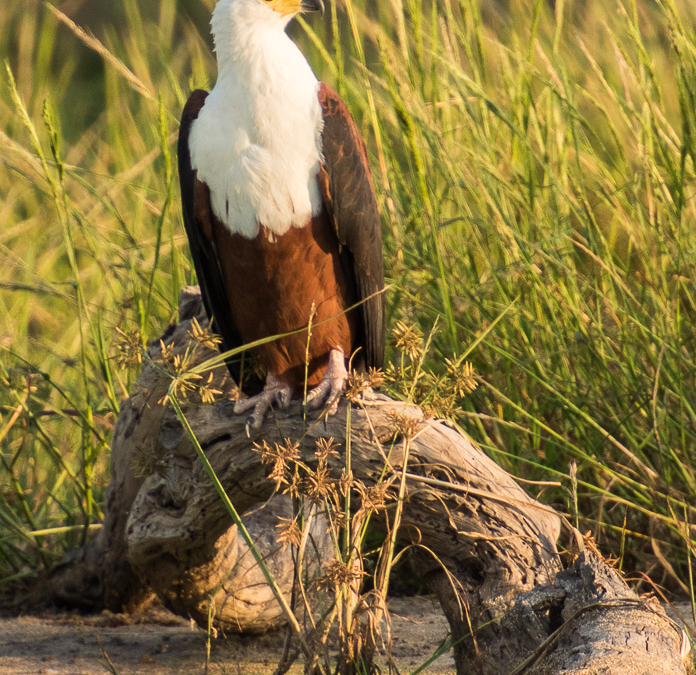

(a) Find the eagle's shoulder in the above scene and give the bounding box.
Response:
[182,89,209,124]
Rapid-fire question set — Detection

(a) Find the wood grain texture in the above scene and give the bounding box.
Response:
[40,289,691,675]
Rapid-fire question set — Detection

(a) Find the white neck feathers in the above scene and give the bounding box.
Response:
[188,0,324,239]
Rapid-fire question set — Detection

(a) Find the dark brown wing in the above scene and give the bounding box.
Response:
[178,89,244,383]
[317,84,385,370]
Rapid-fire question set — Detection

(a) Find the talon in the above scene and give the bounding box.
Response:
[232,373,292,431]
[225,350,350,430]
[248,406,264,430]
[276,388,291,409]
[305,381,330,410]
[325,391,340,416]
[218,400,237,419]
[304,349,348,417]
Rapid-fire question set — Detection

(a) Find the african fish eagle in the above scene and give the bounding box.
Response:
[178,0,385,432]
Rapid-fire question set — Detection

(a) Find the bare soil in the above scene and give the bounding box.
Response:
[3,596,693,675]
[0,596,455,675]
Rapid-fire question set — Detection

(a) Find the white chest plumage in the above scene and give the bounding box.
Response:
[188,1,324,239]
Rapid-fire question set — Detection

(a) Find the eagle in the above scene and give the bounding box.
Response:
[177,0,385,432]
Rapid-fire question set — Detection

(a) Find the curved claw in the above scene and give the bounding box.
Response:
[276,388,292,410]
[218,400,238,419]
[246,401,268,433]
[304,378,332,410]
[232,373,292,434]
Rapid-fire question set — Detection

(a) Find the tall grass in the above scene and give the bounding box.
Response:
[1,0,696,599]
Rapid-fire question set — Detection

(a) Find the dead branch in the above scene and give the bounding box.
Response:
[42,288,692,675]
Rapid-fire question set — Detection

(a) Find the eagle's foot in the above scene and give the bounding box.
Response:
[304,349,348,416]
[233,373,292,436]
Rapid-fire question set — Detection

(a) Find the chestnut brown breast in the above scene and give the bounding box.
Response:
[208,207,357,392]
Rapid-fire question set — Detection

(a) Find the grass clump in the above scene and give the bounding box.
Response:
[1,0,696,612]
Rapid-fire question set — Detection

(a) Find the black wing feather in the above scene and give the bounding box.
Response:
[318,84,385,371]
[178,89,243,383]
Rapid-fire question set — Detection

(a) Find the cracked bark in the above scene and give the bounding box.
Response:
[41,288,692,675]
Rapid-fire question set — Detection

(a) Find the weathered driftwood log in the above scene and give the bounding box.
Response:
[43,288,692,674]
[40,289,330,633]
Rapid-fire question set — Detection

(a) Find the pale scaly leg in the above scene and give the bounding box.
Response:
[234,372,292,436]
[304,349,348,416]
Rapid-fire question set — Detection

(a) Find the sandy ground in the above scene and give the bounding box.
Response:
[0,596,455,675]
[3,598,694,675]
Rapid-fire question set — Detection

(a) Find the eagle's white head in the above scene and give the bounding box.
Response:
[211,0,324,65]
